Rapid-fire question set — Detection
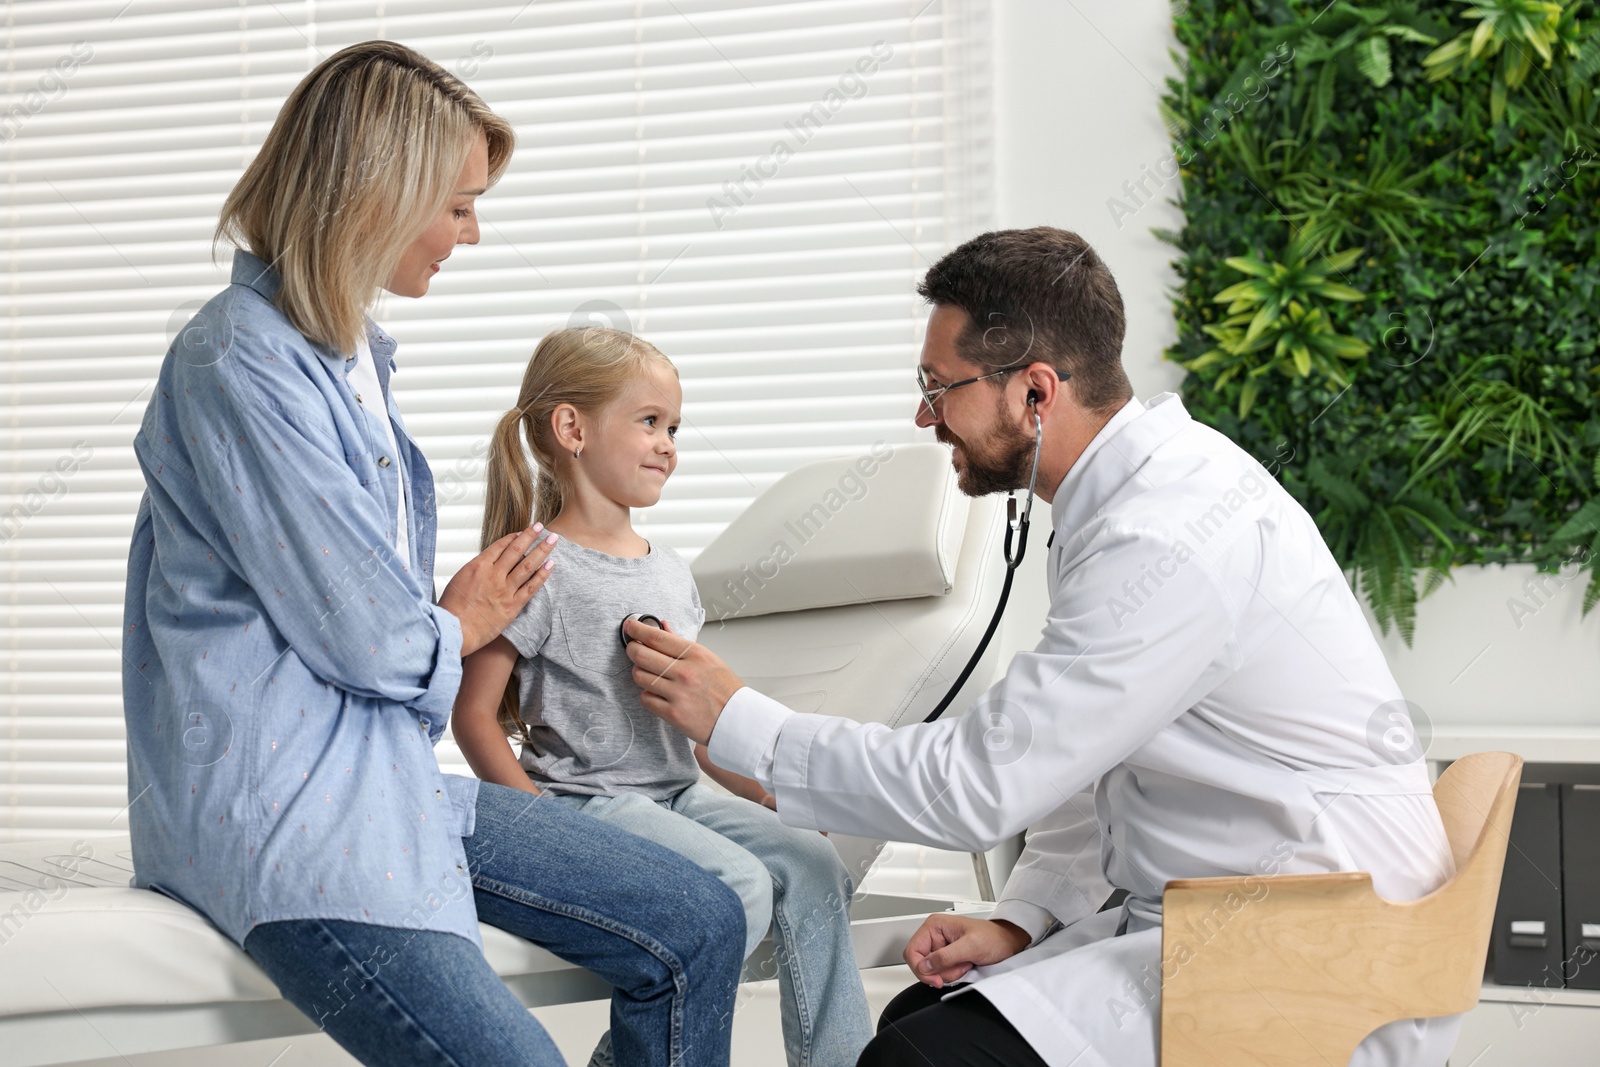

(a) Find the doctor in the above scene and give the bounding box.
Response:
[621,227,1462,1067]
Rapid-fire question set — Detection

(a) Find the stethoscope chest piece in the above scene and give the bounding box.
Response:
[619,612,663,649]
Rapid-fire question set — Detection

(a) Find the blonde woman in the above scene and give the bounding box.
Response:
[122,41,741,1067]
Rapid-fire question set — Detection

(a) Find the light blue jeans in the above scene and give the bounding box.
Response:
[548,782,873,1067]
[243,782,743,1067]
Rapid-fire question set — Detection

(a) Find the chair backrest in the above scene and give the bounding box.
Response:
[691,444,1012,882]
[1159,752,1523,1066]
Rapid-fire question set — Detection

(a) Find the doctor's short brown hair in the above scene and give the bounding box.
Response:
[917,227,1132,415]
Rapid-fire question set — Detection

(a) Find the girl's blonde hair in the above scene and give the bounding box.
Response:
[483,325,678,741]
[216,40,514,354]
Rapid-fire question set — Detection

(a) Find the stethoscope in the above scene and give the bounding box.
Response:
[922,400,1048,723]
[619,399,1051,723]
[619,612,663,648]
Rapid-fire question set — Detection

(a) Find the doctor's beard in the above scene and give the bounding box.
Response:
[935,394,1036,498]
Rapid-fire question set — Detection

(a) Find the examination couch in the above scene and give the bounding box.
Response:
[0,441,1010,1065]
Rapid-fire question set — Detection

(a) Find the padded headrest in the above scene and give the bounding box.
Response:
[691,442,969,621]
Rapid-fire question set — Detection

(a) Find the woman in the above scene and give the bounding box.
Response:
[121,41,743,1067]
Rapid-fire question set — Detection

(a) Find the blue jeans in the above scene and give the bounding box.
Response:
[549,783,873,1067]
[244,781,745,1067]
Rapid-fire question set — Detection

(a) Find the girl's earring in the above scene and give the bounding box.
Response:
[574,448,582,459]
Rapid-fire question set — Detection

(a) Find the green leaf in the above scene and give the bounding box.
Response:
[1321,334,1372,359]
[1382,25,1440,46]
[1238,378,1261,420]
[1354,36,1393,88]
[1215,279,1269,303]
[1222,255,1275,278]
[1320,246,1365,273]
[1313,60,1339,137]
[1180,349,1229,372]
[1243,303,1283,346]
[1309,281,1368,301]
[1423,33,1469,74]
[1470,19,1496,61]
[1552,499,1600,544]
[1292,342,1313,377]
[1570,35,1600,84]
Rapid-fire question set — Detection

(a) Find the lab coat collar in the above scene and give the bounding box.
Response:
[1049,391,1190,541]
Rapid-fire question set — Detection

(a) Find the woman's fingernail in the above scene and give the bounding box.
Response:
[543,559,554,570]
[532,522,544,533]
[546,533,559,544]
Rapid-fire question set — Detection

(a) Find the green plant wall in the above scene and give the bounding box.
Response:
[1160,0,1600,642]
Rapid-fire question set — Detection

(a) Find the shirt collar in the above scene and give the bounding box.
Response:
[1048,391,1190,538]
[230,248,397,366]
[231,248,282,302]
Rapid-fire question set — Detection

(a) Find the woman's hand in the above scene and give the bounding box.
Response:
[902,914,1032,989]
[440,525,560,656]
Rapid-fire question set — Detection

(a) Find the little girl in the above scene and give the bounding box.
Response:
[453,326,872,1067]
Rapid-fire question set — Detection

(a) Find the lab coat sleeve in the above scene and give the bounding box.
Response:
[986,899,1057,945]
[989,790,1113,944]
[708,523,1240,853]
[708,685,789,786]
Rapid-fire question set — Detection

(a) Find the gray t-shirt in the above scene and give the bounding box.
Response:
[501,537,706,799]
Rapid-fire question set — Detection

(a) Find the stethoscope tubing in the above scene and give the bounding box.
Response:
[923,410,1043,724]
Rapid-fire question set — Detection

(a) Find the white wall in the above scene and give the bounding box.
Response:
[986,0,1600,734]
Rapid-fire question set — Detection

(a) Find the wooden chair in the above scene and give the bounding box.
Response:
[1159,752,1523,1066]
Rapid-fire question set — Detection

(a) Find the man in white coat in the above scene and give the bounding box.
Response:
[621,227,1462,1067]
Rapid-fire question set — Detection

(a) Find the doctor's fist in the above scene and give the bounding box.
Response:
[902,914,1032,989]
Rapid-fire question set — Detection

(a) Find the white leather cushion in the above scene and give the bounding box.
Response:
[0,836,587,1017]
[691,442,967,620]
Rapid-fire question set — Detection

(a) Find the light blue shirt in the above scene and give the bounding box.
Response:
[122,249,483,948]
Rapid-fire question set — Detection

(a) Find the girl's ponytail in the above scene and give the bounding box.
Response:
[481,406,536,550]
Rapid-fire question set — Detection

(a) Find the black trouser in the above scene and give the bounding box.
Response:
[856,981,1049,1067]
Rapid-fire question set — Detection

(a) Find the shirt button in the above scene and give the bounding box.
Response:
[436,789,443,799]
[378,455,391,467]
[345,354,356,363]
[355,393,364,404]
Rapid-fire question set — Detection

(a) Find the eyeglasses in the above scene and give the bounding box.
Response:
[915,364,1071,419]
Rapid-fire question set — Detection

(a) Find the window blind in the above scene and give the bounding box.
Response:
[1,0,992,841]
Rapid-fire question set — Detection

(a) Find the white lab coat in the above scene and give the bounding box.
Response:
[708,393,1463,1067]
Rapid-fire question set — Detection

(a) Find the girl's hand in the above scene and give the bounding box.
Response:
[440,525,559,655]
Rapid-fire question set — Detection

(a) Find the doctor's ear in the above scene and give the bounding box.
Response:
[1022,365,1072,411]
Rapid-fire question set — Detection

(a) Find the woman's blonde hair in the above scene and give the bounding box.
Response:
[482,326,678,741]
[216,40,514,353]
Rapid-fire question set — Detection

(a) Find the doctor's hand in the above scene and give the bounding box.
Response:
[623,619,744,746]
[903,914,1032,990]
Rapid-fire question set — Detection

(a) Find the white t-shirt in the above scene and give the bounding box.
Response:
[347,334,409,564]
